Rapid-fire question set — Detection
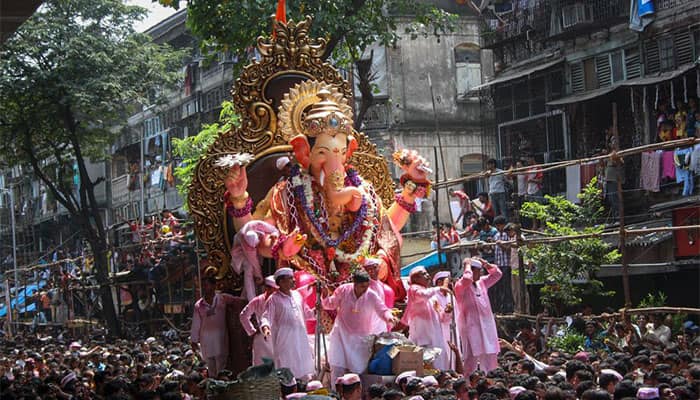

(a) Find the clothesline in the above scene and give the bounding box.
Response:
[433,137,700,189]
[401,224,700,259]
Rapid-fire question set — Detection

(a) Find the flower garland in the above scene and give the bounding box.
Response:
[289,165,377,264]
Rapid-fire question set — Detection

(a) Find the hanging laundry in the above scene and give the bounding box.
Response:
[151,167,161,187]
[565,165,581,203]
[674,147,694,196]
[690,144,700,174]
[661,150,676,181]
[580,161,598,188]
[639,151,661,192]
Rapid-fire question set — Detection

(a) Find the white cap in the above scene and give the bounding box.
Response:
[274,267,294,280]
[306,380,323,391]
[285,393,306,399]
[422,375,438,387]
[599,368,623,382]
[469,259,483,269]
[409,266,427,277]
[145,337,157,344]
[432,271,450,285]
[509,386,527,399]
[395,370,417,384]
[276,156,291,170]
[340,373,361,385]
[264,275,278,288]
[363,257,382,267]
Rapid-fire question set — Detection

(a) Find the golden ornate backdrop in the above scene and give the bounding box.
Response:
[188,16,394,283]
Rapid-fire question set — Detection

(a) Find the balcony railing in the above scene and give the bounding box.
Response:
[112,174,130,205]
[655,0,696,11]
[548,0,629,40]
[482,1,548,49]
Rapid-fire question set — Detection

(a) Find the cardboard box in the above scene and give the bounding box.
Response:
[388,345,424,375]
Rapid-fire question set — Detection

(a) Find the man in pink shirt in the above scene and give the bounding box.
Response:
[239,275,277,366]
[190,276,239,377]
[401,266,449,370]
[430,270,459,370]
[261,268,315,380]
[455,258,502,374]
[322,270,398,383]
[363,258,396,334]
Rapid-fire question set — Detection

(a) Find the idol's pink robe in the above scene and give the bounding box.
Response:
[368,279,395,334]
[260,289,315,379]
[455,265,502,373]
[401,284,448,370]
[191,293,237,359]
[322,283,394,373]
[431,290,460,370]
[239,293,274,366]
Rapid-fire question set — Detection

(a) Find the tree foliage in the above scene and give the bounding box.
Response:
[172,101,240,209]
[162,0,457,61]
[158,0,458,124]
[0,0,186,333]
[520,178,620,315]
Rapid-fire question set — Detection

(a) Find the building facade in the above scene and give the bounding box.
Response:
[476,0,700,307]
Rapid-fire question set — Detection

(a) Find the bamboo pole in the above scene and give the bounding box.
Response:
[433,137,700,189]
[612,103,631,307]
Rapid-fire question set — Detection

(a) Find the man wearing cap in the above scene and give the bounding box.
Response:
[190,275,240,377]
[430,270,460,370]
[401,266,449,370]
[339,373,362,400]
[239,275,277,366]
[455,257,502,374]
[260,267,315,380]
[363,258,396,334]
[322,270,398,383]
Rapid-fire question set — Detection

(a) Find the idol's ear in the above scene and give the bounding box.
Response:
[346,135,359,160]
[290,134,311,169]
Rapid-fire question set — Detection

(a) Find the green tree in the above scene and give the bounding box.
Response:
[0,0,185,334]
[158,0,457,124]
[520,179,620,315]
[172,101,240,209]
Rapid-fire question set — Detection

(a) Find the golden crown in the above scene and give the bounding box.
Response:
[278,81,354,141]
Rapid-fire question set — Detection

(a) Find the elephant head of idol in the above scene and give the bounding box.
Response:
[282,83,362,211]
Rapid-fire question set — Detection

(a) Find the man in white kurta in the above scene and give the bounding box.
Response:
[190,276,239,377]
[430,270,460,370]
[400,266,449,370]
[363,258,396,334]
[322,270,397,384]
[239,275,277,366]
[455,258,502,374]
[260,268,315,379]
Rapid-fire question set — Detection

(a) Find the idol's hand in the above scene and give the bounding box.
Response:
[224,165,248,200]
[281,228,307,258]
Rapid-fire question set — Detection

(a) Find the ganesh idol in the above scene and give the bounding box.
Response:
[221,81,431,300]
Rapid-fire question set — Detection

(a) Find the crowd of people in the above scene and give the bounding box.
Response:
[1,281,698,400]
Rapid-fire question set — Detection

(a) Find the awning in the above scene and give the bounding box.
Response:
[624,63,698,87]
[470,58,565,92]
[547,63,699,107]
[547,85,620,106]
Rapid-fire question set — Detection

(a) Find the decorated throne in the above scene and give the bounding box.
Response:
[188,16,394,290]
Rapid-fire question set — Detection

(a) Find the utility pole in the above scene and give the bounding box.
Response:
[612,103,631,307]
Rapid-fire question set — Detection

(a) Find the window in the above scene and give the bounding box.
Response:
[182,99,199,118]
[624,46,642,79]
[144,117,162,138]
[454,44,482,97]
[562,2,592,28]
[658,35,675,71]
[694,30,700,60]
[611,51,624,83]
[595,55,612,87]
[570,62,585,93]
[674,30,694,66]
[645,39,660,74]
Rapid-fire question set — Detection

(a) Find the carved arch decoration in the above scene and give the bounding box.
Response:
[188,16,394,284]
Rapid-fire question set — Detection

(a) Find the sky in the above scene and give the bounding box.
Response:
[127,0,186,33]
